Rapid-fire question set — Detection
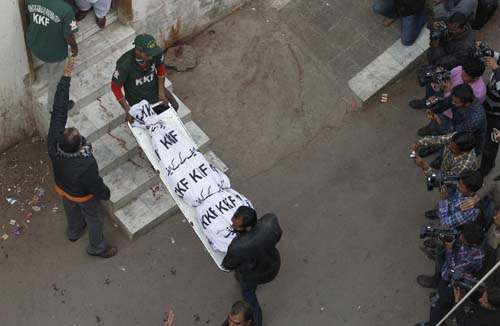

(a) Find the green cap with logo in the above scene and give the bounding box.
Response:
[134,33,163,56]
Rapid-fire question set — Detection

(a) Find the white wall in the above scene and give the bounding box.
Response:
[131,0,248,46]
[0,0,34,151]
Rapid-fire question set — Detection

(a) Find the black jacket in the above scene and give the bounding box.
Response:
[395,0,426,17]
[456,305,500,326]
[222,214,282,284]
[427,25,475,70]
[47,77,110,200]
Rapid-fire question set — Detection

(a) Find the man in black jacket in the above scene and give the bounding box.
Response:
[372,0,427,46]
[47,59,117,258]
[222,207,282,326]
[453,285,500,325]
[427,12,476,70]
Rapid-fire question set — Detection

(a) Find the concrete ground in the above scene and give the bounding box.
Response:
[2,1,500,325]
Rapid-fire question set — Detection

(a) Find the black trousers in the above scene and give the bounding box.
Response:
[62,198,108,255]
[429,280,454,326]
[479,113,500,177]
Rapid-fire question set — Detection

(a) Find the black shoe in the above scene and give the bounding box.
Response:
[430,155,443,169]
[417,125,433,137]
[425,209,439,220]
[68,222,87,242]
[417,275,438,289]
[494,175,500,182]
[409,99,425,110]
[88,246,118,258]
[423,238,438,249]
[419,246,436,261]
[417,146,440,157]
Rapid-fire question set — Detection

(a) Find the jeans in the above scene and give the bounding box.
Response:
[372,0,427,46]
[62,197,108,255]
[240,280,262,326]
[479,112,500,176]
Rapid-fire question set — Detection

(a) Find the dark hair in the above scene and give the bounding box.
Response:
[60,128,81,153]
[487,286,500,309]
[233,206,257,228]
[451,132,476,151]
[230,300,254,322]
[460,170,483,193]
[448,12,468,28]
[461,222,484,245]
[462,58,486,78]
[452,84,475,105]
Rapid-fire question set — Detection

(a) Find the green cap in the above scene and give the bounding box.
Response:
[134,34,162,56]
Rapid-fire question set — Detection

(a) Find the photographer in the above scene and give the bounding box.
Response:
[432,0,478,22]
[412,131,478,181]
[479,50,500,176]
[416,223,485,325]
[372,0,427,46]
[453,285,500,325]
[427,12,475,71]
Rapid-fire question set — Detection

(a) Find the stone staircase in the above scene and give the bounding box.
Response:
[31,11,228,239]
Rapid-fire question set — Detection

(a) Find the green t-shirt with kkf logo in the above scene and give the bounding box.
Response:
[112,49,164,106]
[26,0,78,63]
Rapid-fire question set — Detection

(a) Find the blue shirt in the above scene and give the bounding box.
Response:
[438,191,479,229]
[452,99,486,153]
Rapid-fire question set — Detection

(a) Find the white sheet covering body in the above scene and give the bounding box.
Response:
[129,101,253,266]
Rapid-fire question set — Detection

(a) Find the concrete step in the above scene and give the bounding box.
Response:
[94,120,210,176]
[112,150,228,239]
[33,17,133,77]
[348,29,430,103]
[103,155,160,212]
[67,91,191,143]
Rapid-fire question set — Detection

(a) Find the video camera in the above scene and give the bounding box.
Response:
[426,172,459,191]
[450,269,485,293]
[430,21,449,43]
[419,224,459,242]
[423,96,452,114]
[471,41,495,60]
[417,65,450,87]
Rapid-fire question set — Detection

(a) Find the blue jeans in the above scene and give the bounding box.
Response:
[372,0,427,46]
[240,280,262,326]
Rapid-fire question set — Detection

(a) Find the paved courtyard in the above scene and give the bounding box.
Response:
[2,1,500,325]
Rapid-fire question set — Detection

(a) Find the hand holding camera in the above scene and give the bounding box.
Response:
[440,184,449,200]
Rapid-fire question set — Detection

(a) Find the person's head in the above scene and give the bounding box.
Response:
[451,83,475,108]
[231,206,257,232]
[459,222,484,245]
[227,301,254,326]
[447,12,468,35]
[133,34,162,61]
[461,58,486,83]
[60,127,82,153]
[457,170,483,195]
[449,132,476,155]
[479,286,500,310]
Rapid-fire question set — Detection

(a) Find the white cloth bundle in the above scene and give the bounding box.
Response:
[129,100,253,252]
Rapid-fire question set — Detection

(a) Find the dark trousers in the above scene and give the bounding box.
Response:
[240,280,262,326]
[429,280,454,325]
[479,113,500,176]
[62,198,108,255]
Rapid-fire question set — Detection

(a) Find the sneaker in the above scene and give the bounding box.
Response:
[417,275,438,289]
[409,99,425,110]
[417,146,440,157]
[89,246,118,258]
[425,209,439,220]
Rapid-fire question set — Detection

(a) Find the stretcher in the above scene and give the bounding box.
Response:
[128,104,228,271]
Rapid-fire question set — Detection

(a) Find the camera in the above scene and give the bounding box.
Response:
[419,224,459,242]
[430,21,449,42]
[471,41,495,60]
[450,269,485,293]
[417,65,450,87]
[424,96,451,114]
[426,172,459,191]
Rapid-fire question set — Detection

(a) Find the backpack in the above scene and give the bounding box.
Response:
[471,0,498,30]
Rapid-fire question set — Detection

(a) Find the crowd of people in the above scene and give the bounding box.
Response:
[373,1,500,325]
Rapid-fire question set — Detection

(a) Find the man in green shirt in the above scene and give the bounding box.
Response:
[111,34,178,122]
[26,0,79,113]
